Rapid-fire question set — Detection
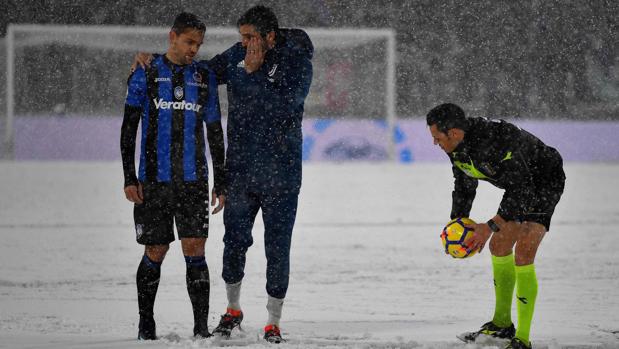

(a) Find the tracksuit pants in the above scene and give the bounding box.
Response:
[222,189,298,299]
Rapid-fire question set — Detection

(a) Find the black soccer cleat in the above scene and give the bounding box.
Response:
[193,320,212,339]
[194,330,213,339]
[212,308,243,338]
[263,324,284,344]
[505,337,532,349]
[137,315,157,340]
[457,321,515,343]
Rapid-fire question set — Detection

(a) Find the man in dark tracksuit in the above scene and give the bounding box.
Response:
[121,13,226,340]
[207,6,313,343]
[427,103,565,349]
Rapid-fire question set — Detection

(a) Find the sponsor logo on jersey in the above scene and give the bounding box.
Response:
[187,81,208,88]
[268,64,278,77]
[174,86,184,100]
[153,98,202,112]
[237,60,245,68]
[188,72,208,87]
[155,77,171,82]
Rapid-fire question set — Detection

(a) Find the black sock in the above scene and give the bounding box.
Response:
[185,255,210,336]
[137,254,161,319]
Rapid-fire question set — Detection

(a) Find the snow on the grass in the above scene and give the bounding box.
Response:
[0,162,618,349]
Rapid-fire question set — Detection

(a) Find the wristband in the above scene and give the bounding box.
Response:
[487,219,501,233]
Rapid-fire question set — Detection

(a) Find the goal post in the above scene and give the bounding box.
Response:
[3,24,396,160]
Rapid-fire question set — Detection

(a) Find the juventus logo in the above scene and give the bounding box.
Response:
[268,64,278,77]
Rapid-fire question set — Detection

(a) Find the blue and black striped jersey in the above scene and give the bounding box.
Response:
[123,55,222,185]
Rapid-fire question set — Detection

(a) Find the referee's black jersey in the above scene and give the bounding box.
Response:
[121,55,225,190]
[448,117,564,221]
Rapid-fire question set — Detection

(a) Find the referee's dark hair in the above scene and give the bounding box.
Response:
[237,5,279,37]
[172,12,206,34]
[426,103,469,133]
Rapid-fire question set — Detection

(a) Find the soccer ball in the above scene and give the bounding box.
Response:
[441,217,479,258]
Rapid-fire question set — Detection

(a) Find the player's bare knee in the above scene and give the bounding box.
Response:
[489,235,513,256]
[514,229,545,265]
[145,244,169,262]
[514,244,537,265]
[489,222,518,256]
[181,237,206,256]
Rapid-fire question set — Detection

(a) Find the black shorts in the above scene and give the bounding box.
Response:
[134,181,210,245]
[522,151,566,231]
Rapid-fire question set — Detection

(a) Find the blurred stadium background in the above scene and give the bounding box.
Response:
[0,0,617,161]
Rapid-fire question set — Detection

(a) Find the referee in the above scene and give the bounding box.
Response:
[427,103,565,349]
[120,12,226,340]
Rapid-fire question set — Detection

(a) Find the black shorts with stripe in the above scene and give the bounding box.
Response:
[134,181,210,245]
[521,152,566,231]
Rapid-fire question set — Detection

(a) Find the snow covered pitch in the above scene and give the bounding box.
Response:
[1,162,617,348]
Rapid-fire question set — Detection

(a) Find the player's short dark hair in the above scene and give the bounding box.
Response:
[172,12,206,35]
[426,103,469,133]
[237,5,279,37]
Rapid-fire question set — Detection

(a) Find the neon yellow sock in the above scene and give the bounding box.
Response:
[491,254,516,328]
[515,264,537,344]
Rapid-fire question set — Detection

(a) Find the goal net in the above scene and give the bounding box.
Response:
[2,24,396,160]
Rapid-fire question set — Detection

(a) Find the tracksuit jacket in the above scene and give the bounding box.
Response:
[207,28,314,194]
